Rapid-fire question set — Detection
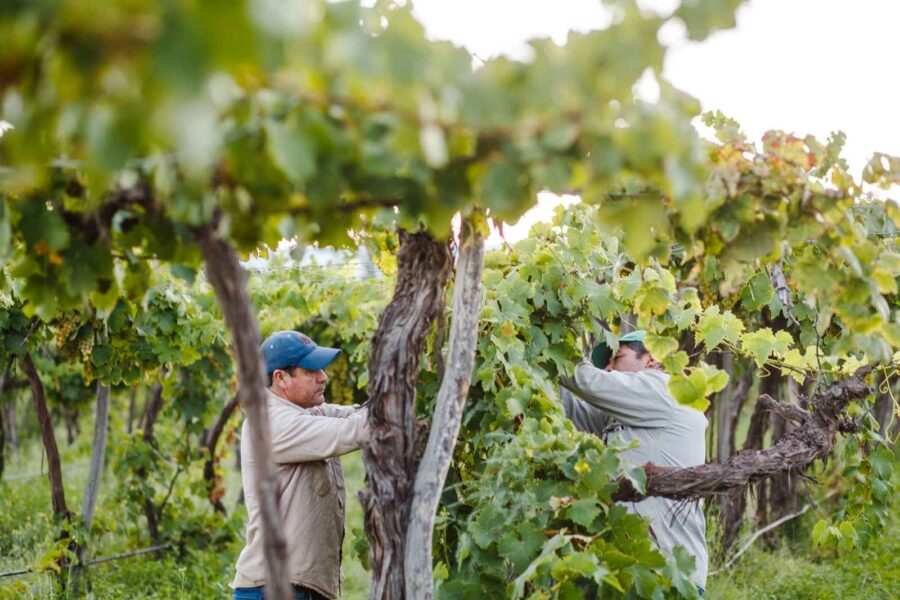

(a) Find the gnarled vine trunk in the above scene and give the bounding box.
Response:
[873,373,896,438]
[767,378,800,542]
[614,365,872,502]
[139,384,165,543]
[714,359,752,555]
[204,394,240,514]
[22,353,70,520]
[715,355,751,464]
[196,225,292,600]
[405,219,485,600]
[361,230,453,600]
[127,388,137,434]
[753,376,779,529]
[22,352,79,592]
[0,357,11,479]
[719,376,773,551]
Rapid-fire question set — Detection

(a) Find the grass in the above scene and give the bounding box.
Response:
[703,459,900,599]
[706,504,900,600]
[340,452,370,599]
[707,537,899,600]
[0,430,371,600]
[1,424,897,599]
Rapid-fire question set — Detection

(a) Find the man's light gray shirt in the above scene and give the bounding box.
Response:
[561,360,709,588]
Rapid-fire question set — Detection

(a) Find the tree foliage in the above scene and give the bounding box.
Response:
[1,0,899,598]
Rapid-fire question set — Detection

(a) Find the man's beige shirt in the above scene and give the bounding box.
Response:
[232,390,369,598]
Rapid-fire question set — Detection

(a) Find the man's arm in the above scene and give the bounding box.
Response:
[560,359,675,427]
[321,403,362,418]
[560,386,612,434]
[270,407,369,463]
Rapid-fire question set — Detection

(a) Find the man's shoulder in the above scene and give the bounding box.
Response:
[640,368,669,382]
[639,370,708,423]
[631,368,671,392]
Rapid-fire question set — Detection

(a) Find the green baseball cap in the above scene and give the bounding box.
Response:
[590,330,647,368]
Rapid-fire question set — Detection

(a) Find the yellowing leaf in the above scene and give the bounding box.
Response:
[645,333,679,361]
[780,347,816,383]
[635,285,670,318]
[702,364,730,394]
[663,350,689,374]
[669,371,709,412]
[812,518,830,547]
[696,305,744,350]
[882,323,900,349]
[839,355,865,375]
[499,321,516,337]
[740,328,793,368]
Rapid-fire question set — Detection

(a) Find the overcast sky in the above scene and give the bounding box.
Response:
[410,0,900,242]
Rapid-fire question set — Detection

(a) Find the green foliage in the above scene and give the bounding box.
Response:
[707,473,900,600]
[247,254,390,404]
[0,0,750,319]
[439,419,684,599]
[2,1,899,597]
[668,363,728,412]
[695,306,744,351]
[739,328,793,369]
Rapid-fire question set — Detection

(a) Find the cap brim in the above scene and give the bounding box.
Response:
[591,343,613,368]
[296,346,341,370]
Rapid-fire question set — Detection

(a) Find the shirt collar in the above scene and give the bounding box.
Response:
[266,388,323,415]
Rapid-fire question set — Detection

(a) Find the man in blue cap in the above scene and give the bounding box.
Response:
[561,330,709,596]
[232,331,369,600]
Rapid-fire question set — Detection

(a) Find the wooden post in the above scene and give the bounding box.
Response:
[82,383,110,529]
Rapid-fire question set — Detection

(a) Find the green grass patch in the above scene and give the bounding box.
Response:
[3,432,897,599]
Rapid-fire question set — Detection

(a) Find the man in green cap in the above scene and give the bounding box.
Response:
[561,330,709,595]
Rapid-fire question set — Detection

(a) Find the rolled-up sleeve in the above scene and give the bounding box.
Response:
[560,386,611,434]
[560,360,674,427]
[321,403,363,418]
[270,407,369,464]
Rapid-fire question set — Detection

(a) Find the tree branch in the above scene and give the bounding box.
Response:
[613,366,873,502]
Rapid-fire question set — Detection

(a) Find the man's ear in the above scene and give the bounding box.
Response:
[645,354,661,369]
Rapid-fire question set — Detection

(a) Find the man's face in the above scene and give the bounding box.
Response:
[272,366,328,408]
[605,345,653,373]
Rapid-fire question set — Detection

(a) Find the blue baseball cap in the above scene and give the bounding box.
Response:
[260,331,341,374]
[591,330,646,368]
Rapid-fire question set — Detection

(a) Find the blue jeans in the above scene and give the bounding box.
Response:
[233,586,326,600]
